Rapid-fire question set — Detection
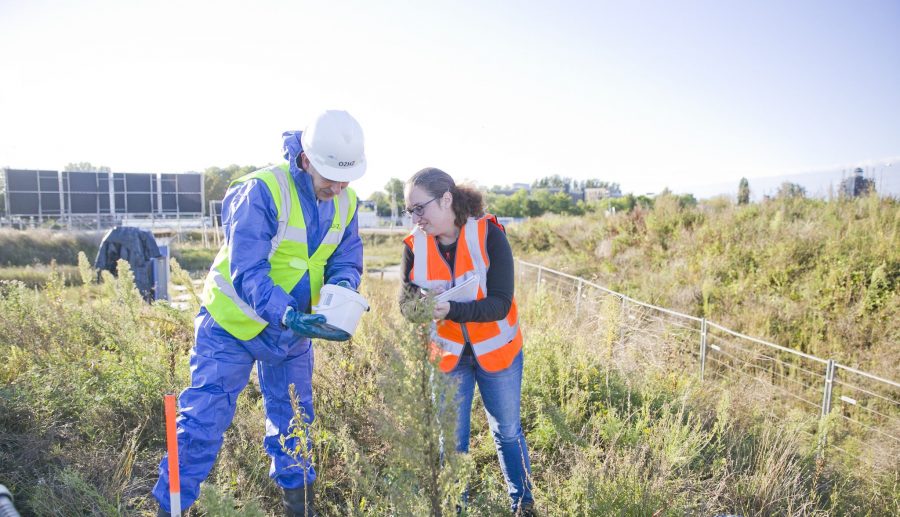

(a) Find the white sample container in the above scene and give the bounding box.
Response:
[313,284,370,335]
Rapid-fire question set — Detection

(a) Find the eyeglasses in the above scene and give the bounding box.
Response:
[403,197,440,217]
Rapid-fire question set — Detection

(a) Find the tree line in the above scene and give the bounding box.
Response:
[4,163,863,220]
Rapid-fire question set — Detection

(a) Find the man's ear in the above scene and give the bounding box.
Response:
[298,152,308,170]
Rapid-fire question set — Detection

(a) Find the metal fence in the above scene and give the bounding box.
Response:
[516,259,900,468]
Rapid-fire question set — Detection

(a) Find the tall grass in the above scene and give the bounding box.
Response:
[0,229,102,266]
[1,256,896,515]
[0,264,81,288]
[360,231,407,271]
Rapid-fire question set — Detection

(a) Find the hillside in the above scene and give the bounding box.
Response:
[506,194,900,379]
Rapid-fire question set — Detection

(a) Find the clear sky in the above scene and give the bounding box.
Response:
[2,0,898,199]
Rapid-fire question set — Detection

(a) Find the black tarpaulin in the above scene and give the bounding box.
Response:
[94,226,162,301]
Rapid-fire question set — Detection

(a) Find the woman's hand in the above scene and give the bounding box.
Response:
[433,301,451,320]
[421,286,445,297]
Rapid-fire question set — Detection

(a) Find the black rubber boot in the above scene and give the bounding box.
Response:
[283,482,317,517]
[515,501,536,516]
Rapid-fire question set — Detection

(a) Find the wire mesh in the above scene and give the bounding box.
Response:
[703,325,827,420]
[829,365,900,468]
[514,260,900,470]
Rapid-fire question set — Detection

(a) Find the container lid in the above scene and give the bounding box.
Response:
[319,283,369,309]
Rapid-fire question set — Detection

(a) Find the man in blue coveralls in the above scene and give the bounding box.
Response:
[153,110,367,516]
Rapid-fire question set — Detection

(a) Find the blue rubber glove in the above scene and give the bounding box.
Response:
[282,308,351,341]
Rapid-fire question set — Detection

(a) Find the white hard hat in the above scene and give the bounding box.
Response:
[301,110,367,182]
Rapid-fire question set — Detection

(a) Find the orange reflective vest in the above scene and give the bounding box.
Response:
[404,213,522,373]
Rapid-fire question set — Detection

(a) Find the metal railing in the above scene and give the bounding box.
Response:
[516,259,900,467]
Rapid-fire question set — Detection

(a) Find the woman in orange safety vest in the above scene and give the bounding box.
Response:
[400,167,533,516]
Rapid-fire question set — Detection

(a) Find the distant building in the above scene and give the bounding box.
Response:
[531,187,566,194]
[489,183,531,196]
[496,216,523,227]
[584,187,612,202]
[568,191,583,204]
[840,168,875,198]
[491,188,524,196]
[357,210,378,228]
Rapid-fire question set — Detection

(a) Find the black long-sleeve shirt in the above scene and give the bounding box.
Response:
[401,222,515,323]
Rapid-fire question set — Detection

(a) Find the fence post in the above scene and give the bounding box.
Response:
[699,318,708,381]
[818,359,836,457]
[575,278,583,318]
[201,217,209,249]
[618,296,627,345]
[536,265,543,290]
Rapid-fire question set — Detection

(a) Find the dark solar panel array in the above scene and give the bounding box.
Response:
[3,169,203,216]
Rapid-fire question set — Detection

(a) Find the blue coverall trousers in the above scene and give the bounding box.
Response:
[152,308,316,512]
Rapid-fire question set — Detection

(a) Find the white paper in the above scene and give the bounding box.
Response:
[435,275,479,303]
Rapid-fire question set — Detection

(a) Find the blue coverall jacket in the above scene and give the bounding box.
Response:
[153,131,363,512]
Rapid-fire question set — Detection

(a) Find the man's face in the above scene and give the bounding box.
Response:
[301,153,349,201]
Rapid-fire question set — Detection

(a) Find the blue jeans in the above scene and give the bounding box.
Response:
[449,350,533,511]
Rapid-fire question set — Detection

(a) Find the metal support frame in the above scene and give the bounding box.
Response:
[57,170,68,229]
[1,169,10,220]
[200,172,206,221]
[156,172,164,217]
[107,170,116,221]
[821,359,836,418]
[818,359,836,457]
[575,278,583,318]
[36,169,43,224]
[699,318,708,381]
[201,217,209,248]
[209,199,222,248]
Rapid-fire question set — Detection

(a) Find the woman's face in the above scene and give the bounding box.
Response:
[405,185,454,236]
